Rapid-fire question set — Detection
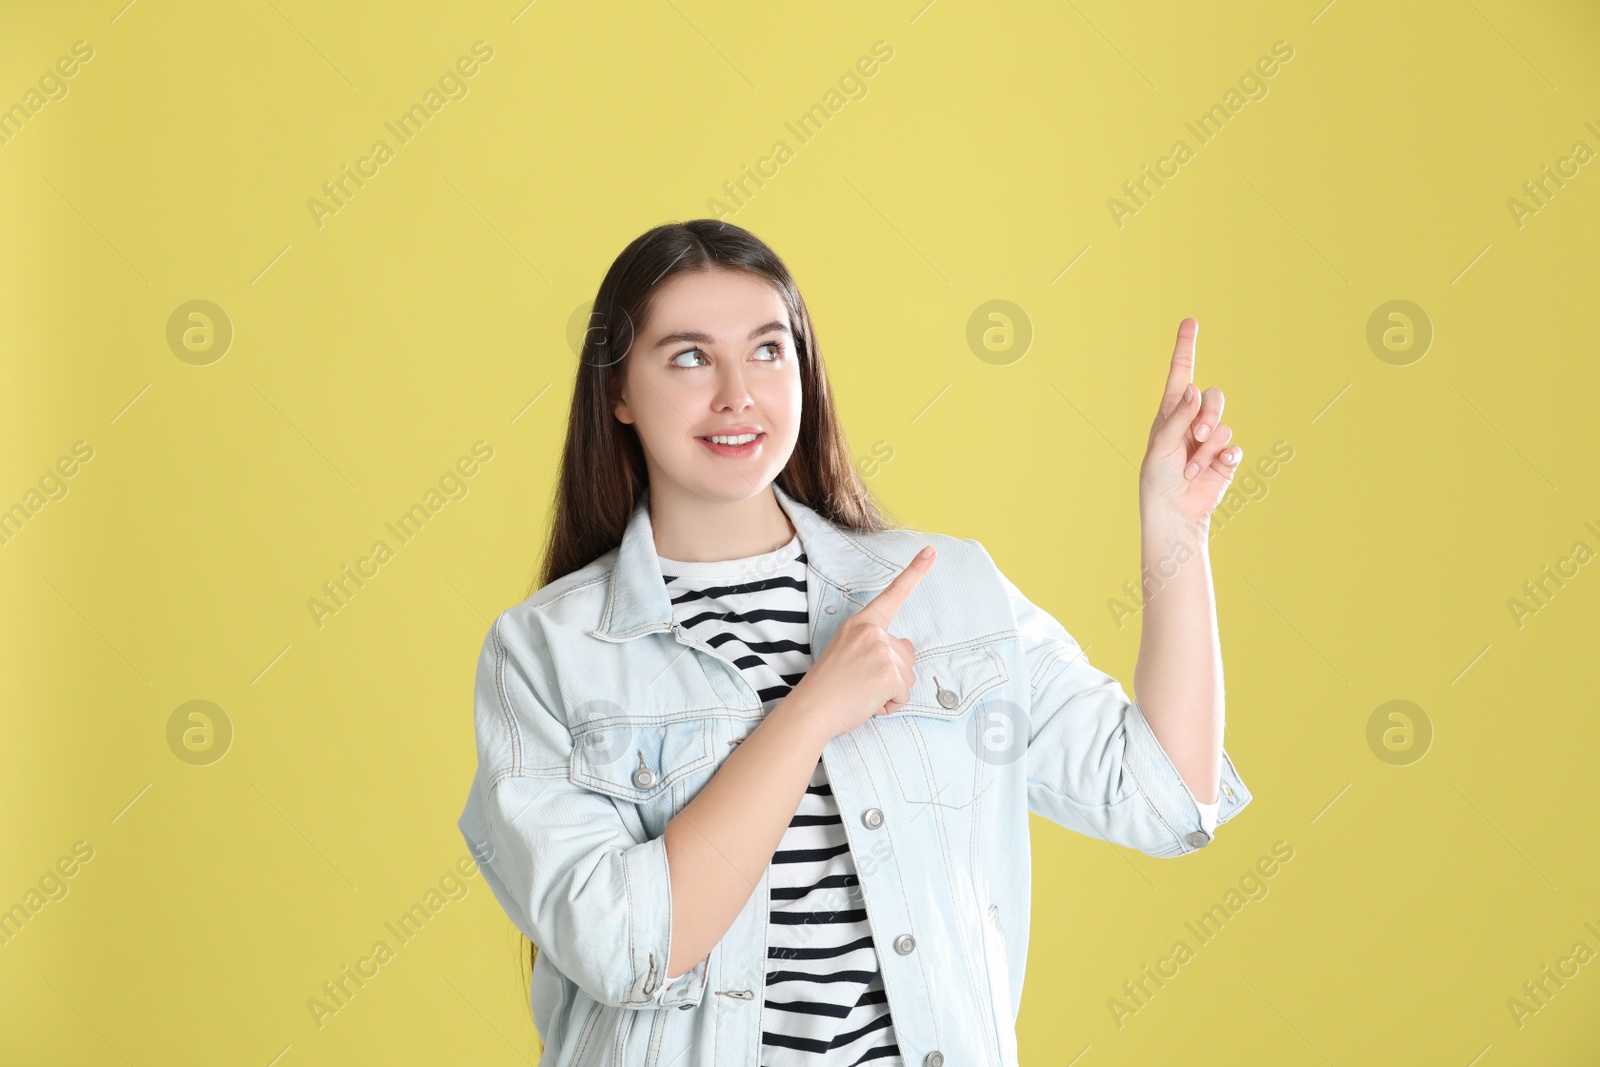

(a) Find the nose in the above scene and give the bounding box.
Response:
[711,359,754,412]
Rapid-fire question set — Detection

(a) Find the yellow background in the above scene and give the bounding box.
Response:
[3,0,1599,1063]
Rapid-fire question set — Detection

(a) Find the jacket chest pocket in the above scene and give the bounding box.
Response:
[869,641,1014,809]
[569,713,736,840]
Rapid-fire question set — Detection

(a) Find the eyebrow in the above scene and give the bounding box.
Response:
[651,320,791,349]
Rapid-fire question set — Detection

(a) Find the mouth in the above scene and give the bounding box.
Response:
[696,431,765,458]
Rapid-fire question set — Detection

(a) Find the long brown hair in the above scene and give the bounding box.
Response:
[518,218,899,1011]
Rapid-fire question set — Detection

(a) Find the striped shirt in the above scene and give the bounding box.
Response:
[658,531,904,1067]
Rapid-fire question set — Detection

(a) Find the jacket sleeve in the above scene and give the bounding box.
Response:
[456,612,710,1009]
[974,544,1253,858]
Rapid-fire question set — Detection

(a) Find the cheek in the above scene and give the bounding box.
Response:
[629,375,697,433]
[760,370,803,425]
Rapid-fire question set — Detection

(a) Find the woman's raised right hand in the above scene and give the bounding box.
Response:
[786,545,937,743]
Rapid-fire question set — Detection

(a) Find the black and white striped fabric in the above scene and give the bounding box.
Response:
[658,531,904,1067]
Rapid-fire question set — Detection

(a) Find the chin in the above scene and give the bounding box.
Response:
[663,468,780,504]
[698,477,777,503]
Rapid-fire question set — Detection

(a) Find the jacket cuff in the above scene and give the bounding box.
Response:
[622,835,710,1008]
[1123,698,1253,855]
[458,772,709,1010]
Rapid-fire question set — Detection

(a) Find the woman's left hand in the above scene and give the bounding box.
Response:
[1139,317,1241,528]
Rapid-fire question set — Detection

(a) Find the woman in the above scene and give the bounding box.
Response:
[457,219,1253,1067]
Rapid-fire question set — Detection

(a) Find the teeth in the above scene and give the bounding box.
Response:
[707,433,758,445]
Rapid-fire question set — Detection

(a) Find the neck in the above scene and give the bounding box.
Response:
[647,482,795,562]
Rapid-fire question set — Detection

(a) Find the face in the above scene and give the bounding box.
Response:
[613,268,801,504]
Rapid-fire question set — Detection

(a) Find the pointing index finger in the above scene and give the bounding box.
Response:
[1159,317,1199,417]
[860,545,936,627]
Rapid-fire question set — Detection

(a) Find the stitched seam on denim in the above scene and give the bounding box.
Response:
[1221,748,1247,801]
[1216,748,1250,821]
[611,1002,635,1059]
[901,647,1009,717]
[920,750,974,1059]
[969,754,1010,1059]
[622,838,639,1003]
[903,714,988,1051]
[985,904,1016,1059]
[596,571,618,634]
[920,740,1000,1067]
[566,705,753,731]
[570,999,603,1064]
[490,618,524,777]
[906,716,939,809]
[539,571,611,609]
[515,571,613,637]
[1121,704,1185,853]
[910,630,1015,660]
[805,563,824,646]
[525,571,606,612]
[644,1004,669,1066]
[486,766,567,793]
[828,526,902,576]
[569,746,715,801]
[806,565,853,609]
[605,622,675,641]
[1031,640,1091,694]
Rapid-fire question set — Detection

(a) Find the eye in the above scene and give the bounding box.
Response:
[669,348,708,368]
[754,340,785,361]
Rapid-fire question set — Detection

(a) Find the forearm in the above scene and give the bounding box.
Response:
[662,693,831,978]
[1131,508,1223,804]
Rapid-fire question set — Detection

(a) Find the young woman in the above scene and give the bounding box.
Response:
[457,219,1253,1067]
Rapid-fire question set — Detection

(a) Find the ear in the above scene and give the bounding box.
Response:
[612,391,634,425]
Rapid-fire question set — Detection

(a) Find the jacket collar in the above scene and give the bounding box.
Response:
[593,481,899,641]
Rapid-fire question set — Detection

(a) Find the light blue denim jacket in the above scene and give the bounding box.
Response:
[457,482,1252,1066]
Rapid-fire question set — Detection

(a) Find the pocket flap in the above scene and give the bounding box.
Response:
[568,718,715,803]
[897,642,1009,720]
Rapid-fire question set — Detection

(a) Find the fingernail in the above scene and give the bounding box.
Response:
[1224,448,1239,464]
[1184,384,1197,404]
[1194,423,1210,441]
[1184,461,1200,479]
[919,545,934,559]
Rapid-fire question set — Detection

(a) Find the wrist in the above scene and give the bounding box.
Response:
[1141,505,1208,547]
[768,686,835,754]
[1139,511,1210,594]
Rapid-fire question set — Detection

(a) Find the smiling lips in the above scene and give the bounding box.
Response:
[696,430,764,457]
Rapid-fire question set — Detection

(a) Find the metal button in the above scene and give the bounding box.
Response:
[679,1003,692,1010]
[633,752,657,790]
[935,681,958,709]
[825,604,837,614]
[924,1053,944,1067]
[894,933,916,954]
[1184,830,1209,849]
[862,807,884,829]
[1223,784,1233,799]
